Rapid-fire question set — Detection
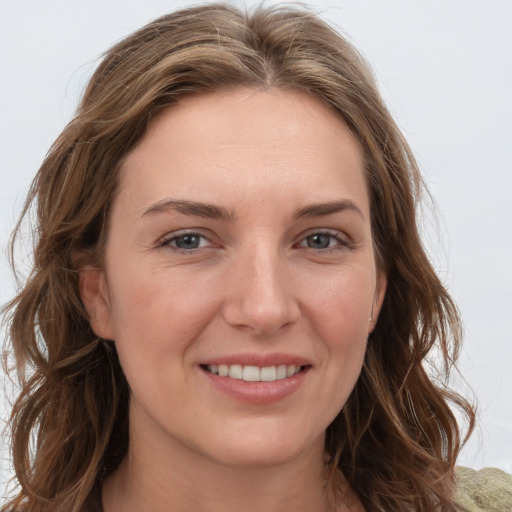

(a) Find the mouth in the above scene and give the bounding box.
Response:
[200,364,309,382]
[198,354,312,404]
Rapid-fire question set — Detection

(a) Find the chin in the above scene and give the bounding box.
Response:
[207,445,303,470]
[197,424,324,470]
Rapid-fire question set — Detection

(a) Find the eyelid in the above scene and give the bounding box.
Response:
[157,229,218,250]
[156,227,354,253]
[295,229,352,250]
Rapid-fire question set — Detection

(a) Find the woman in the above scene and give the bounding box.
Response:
[2,4,478,511]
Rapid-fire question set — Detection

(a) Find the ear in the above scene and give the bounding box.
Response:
[369,272,387,334]
[78,267,115,340]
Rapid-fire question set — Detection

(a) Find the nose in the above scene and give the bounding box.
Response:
[221,244,300,336]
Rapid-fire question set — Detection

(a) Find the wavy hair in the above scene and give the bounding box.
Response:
[2,3,474,511]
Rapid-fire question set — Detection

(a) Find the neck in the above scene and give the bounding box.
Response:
[101,407,349,512]
[103,455,334,512]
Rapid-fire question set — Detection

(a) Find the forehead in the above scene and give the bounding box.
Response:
[118,88,368,216]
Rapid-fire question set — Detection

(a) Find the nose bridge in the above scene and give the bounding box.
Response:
[223,238,299,335]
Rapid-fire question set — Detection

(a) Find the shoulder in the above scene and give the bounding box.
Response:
[455,466,512,512]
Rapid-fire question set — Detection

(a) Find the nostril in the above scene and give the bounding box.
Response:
[222,302,299,336]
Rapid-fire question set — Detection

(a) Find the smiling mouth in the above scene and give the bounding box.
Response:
[201,364,309,382]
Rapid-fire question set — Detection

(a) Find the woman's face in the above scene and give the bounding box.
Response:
[82,88,385,469]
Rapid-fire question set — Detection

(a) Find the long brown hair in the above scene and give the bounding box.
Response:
[2,4,475,511]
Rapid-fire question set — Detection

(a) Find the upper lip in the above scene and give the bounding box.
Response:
[199,352,312,367]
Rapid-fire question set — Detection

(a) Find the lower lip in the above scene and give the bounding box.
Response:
[200,367,309,405]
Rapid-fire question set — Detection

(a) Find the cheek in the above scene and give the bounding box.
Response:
[104,270,226,422]
[306,267,374,404]
[307,265,375,342]
[105,266,222,373]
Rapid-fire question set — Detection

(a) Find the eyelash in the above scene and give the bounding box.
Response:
[158,230,350,254]
[159,231,214,253]
[296,230,350,252]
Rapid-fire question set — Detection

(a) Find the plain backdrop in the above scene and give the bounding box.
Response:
[1,0,511,493]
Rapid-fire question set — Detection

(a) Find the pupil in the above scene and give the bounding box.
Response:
[176,235,199,249]
[308,234,330,249]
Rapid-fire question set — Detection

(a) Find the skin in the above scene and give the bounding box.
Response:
[80,88,385,512]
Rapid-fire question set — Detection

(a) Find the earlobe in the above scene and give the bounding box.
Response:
[78,268,115,340]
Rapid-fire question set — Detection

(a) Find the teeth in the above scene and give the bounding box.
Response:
[229,364,242,379]
[276,364,287,380]
[205,364,302,381]
[260,366,276,381]
[243,365,260,381]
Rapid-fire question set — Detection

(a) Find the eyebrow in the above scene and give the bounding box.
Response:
[293,200,364,220]
[141,199,236,220]
[141,198,364,221]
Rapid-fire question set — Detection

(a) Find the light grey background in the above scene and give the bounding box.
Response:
[1,0,511,494]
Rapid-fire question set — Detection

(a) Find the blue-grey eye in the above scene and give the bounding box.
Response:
[173,234,201,249]
[305,234,333,249]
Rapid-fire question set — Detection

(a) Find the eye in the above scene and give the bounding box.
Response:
[297,231,346,251]
[160,232,212,251]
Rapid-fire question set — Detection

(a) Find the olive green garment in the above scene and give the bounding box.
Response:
[456,467,512,512]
